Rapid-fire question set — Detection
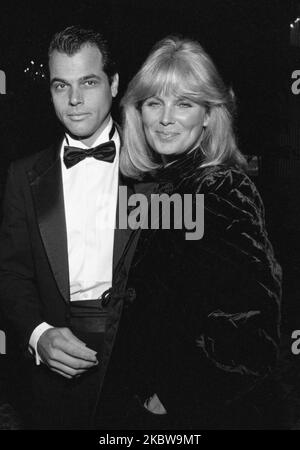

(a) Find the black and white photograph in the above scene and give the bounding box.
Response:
[0,0,298,434]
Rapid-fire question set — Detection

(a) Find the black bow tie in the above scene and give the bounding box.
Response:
[64,124,117,168]
[64,141,116,168]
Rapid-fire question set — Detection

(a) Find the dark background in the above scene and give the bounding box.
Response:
[0,0,291,155]
[0,0,293,259]
[0,0,299,429]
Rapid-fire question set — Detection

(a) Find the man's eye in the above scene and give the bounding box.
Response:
[84,80,97,86]
[54,83,67,90]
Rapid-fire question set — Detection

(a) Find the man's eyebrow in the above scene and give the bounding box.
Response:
[80,74,102,81]
[50,74,102,86]
[50,77,69,86]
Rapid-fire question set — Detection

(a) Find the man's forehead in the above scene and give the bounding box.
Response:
[49,44,105,77]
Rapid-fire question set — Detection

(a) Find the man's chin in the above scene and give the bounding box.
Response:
[65,127,93,142]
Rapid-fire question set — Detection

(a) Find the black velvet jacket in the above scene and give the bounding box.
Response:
[111,149,282,428]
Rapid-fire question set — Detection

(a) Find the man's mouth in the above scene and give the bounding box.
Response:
[68,113,90,121]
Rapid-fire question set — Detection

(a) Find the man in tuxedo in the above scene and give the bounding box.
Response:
[0,26,144,429]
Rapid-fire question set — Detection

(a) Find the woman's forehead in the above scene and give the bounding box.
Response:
[144,82,199,101]
[147,91,191,100]
[144,63,199,95]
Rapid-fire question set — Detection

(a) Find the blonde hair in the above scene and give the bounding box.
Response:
[120,36,247,179]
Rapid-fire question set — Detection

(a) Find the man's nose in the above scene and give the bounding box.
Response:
[159,106,175,125]
[69,86,83,106]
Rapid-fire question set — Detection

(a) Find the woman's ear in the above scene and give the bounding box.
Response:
[110,73,119,98]
[203,110,210,128]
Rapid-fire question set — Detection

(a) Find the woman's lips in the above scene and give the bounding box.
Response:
[156,131,180,141]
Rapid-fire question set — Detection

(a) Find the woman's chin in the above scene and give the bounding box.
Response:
[153,144,184,158]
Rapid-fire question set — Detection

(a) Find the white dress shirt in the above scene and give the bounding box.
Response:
[29,117,120,364]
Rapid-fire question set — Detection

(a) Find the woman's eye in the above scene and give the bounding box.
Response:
[147,101,160,107]
[178,102,192,108]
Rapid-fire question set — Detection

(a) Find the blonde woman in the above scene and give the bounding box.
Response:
[113,36,282,429]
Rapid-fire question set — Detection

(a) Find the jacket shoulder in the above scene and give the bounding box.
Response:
[10,142,61,174]
[191,165,264,215]
[195,165,257,195]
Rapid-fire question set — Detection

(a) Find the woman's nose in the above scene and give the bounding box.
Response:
[69,86,83,106]
[159,106,175,125]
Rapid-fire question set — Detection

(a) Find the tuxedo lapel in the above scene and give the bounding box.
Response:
[28,139,70,303]
[113,174,134,273]
[113,174,157,274]
[112,123,137,273]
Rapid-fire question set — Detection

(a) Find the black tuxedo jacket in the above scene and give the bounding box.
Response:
[0,136,154,428]
[0,136,138,338]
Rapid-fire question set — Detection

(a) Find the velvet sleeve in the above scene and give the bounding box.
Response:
[189,167,282,405]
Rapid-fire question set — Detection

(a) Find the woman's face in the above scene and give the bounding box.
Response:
[141,93,209,162]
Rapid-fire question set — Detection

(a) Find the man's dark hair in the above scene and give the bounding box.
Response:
[48,25,117,82]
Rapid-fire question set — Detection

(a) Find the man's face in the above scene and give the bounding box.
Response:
[49,44,118,146]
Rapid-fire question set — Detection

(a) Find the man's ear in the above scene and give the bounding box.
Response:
[110,73,119,98]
